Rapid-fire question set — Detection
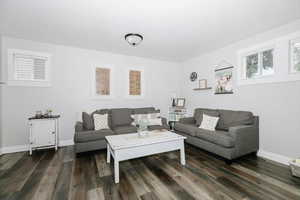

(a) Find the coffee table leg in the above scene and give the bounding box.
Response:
[107,144,110,163]
[180,141,186,165]
[114,159,119,183]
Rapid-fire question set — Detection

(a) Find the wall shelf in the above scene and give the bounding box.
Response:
[193,87,212,91]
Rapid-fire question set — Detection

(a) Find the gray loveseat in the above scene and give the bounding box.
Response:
[174,108,259,163]
[74,107,169,153]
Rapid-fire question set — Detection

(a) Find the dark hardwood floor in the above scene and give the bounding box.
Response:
[0,144,299,200]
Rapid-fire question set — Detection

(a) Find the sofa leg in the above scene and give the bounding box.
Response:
[225,159,232,165]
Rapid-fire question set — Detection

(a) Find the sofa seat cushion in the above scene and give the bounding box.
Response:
[113,125,137,134]
[217,110,254,131]
[174,123,199,136]
[148,124,169,131]
[195,129,235,148]
[75,129,114,143]
[111,108,133,127]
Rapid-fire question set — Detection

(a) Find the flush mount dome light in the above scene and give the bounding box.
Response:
[125,33,143,46]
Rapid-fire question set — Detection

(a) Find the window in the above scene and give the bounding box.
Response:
[95,68,110,95]
[290,38,300,73]
[8,49,51,87]
[244,48,274,79]
[129,70,141,95]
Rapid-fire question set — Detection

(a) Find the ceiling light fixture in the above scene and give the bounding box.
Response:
[125,33,143,46]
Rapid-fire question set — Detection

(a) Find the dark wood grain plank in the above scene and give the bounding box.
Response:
[1,144,299,200]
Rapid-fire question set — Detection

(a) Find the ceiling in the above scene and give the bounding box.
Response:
[1,0,300,62]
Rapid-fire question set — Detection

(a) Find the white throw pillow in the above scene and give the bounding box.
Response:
[93,114,109,130]
[131,114,148,125]
[148,112,161,119]
[148,118,162,126]
[199,114,219,131]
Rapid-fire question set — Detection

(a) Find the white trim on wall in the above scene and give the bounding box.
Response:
[258,149,292,166]
[0,139,74,154]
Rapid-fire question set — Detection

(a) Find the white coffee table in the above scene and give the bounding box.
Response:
[105,131,186,183]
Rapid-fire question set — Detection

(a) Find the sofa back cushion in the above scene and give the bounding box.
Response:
[217,109,254,131]
[132,107,155,114]
[194,108,219,126]
[111,108,133,127]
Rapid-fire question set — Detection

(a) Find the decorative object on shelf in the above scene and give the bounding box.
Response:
[193,79,212,91]
[199,79,207,89]
[215,66,234,95]
[44,109,53,117]
[170,92,177,107]
[125,33,143,46]
[28,115,60,155]
[175,98,186,108]
[35,110,43,118]
[190,72,198,82]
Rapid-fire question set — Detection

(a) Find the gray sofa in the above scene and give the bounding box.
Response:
[74,107,169,153]
[174,108,259,162]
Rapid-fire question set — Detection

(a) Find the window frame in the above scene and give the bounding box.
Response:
[125,67,145,99]
[91,65,115,100]
[242,47,275,80]
[289,37,300,74]
[7,49,51,87]
[237,43,276,85]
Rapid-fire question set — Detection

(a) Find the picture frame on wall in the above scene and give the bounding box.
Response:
[199,79,207,89]
[215,66,234,94]
[176,98,186,108]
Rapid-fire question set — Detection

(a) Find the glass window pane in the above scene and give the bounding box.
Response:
[262,49,274,76]
[246,53,259,79]
[291,41,300,72]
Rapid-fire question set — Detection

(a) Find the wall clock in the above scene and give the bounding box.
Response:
[190,72,198,82]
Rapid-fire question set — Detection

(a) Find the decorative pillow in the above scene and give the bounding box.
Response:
[148,118,162,126]
[82,112,94,130]
[199,114,219,131]
[195,109,219,126]
[148,111,161,119]
[93,114,109,130]
[131,114,149,126]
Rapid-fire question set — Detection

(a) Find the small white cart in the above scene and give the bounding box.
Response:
[28,115,60,155]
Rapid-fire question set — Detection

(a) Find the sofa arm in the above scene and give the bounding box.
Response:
[179,117,195,124]
[75,121,84,132]
[161,117,168,126]
[229,125,259,158]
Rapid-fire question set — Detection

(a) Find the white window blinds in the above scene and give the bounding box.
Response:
[14,53,47,81]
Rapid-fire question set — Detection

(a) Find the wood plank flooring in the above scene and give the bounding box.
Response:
[0,144,299,200]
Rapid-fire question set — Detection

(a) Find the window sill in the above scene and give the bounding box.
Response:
[238,73,300,86]
[7,80,51,87]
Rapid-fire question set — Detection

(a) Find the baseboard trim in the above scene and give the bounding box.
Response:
[1,144,29,154]
[257,150,292,165]
[0,139,74,154]
[58,139,74,147]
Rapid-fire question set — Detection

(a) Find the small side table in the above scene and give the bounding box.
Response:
[28,115,60,155]
[168,107,187,130]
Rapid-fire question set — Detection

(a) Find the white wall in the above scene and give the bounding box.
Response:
[181,20,300,160]
[1,36,181,149]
